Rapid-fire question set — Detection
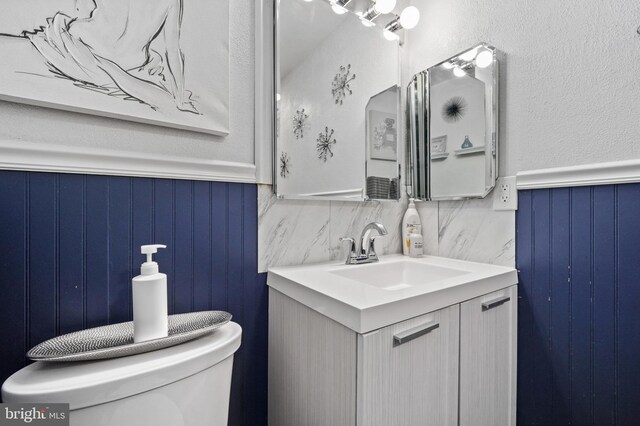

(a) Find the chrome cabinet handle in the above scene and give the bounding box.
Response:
[393,321,439,346]
[482,295,511,311]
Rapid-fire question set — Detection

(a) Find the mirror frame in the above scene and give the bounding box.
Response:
[364,84,402,201]
[407,42,499,201]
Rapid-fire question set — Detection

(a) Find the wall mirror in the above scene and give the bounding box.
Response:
[408,43,499,200]
[274,0,401,201]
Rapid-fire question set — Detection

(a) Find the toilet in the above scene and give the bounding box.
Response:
[1,322,241,426]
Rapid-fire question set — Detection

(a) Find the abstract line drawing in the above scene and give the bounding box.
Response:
[292,108,309,139]
[331,64,355,105]
[280,152,291,178]
[0,1,230,135]
[316,127,336,162]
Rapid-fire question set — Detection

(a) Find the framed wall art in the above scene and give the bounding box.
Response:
[368,109,398,161]
[0,0,229,135]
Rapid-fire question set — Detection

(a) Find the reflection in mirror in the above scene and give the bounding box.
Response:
[275,0,400,201]
[365,86,400,200]
[408,43,499,200]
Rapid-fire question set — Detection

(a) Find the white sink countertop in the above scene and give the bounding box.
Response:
[267,254,518,333]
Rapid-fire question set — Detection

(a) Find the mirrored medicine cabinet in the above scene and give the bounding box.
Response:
[273,2,500,204]
[407,43,500,201]
[273,0,402,201]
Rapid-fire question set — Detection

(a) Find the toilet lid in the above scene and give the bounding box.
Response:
[1,322,241,410]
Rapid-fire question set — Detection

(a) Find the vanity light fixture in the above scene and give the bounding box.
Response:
[331,0,351,14]
[459,47,478,62]
[358,10,376,27]
[360,0,397,24]
[453,67,467,77]
[384,6,420,33]
[359,15,376,27]
[383,29,400,41]
[475,50,493,68]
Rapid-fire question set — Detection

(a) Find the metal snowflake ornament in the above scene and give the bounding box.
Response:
[292,108,309,139]
[279,152,291,178]
[331,64,356,105]
[316,127,336,162]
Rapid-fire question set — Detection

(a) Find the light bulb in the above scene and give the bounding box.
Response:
[442,61,454,70]
[331,3,348,14]
[374,0,396,14]
[303,0,313,2]
[276,93,281,102]
[399,6,420,29]
[383,29,399,41]
[459,48,477,62]
[453,67,466,77]
[475,50,493,68]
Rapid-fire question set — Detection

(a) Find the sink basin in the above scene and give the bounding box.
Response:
[267,254,518,333]
[329,260,469,291]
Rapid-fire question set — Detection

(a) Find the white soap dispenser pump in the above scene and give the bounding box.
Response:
[133,244,168,343]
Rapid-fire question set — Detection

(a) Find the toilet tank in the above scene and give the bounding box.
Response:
[2,322,242,426]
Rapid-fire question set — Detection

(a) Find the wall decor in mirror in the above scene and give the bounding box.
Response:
[408,43,499,200]
[366,85,401,200]
[275,0,401,201]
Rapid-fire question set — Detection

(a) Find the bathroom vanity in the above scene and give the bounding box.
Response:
[267,255,517,426]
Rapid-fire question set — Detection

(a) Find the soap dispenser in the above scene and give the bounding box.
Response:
[133,244,168,343]
[402,199,422,255]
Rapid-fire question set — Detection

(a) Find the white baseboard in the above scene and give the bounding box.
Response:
[516,159,640,190]
[0,139,256,182]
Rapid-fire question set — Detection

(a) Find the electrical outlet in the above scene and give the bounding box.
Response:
[493,176,518,211]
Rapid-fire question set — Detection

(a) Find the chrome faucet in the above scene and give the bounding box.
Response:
[340,222,388,265]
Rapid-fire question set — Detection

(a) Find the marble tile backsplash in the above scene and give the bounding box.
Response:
[329,198,409,262]
[258,185,515,272]
[437,197,515,267]
[258,185,408,271]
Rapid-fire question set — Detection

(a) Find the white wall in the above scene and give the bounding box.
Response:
[0,0,255,167]
[278,16,398,196]
[406,0,640,176]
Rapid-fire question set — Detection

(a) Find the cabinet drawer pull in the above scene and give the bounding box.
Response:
[482,295,510,311]
[393,321,439,346]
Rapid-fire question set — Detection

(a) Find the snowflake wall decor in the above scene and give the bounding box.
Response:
[279,152,291,178]
[316,127,337,162]
[331,64,356,105]
[292,108,309,139]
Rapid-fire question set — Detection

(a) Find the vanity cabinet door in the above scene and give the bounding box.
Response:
[357,305,460,426]
[459,285,517,426]
[268,289,357,426]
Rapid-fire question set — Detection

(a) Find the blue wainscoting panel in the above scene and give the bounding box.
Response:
[0,171,268,426]
[517,184,640,426]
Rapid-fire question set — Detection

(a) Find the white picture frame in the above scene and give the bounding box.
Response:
[368,109,398,161]
[431,135,448,154]
[0,0,229,136]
